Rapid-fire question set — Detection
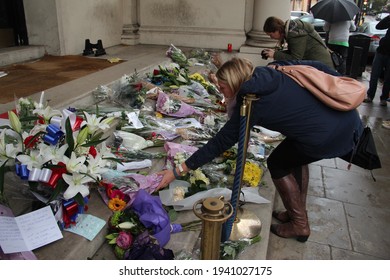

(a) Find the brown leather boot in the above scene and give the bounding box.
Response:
[272,165,309,223]
[270,173,310,242]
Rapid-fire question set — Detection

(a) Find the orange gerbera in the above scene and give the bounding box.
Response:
[108,197,126,211]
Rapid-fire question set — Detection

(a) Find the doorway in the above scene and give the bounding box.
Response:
[0,0,28,48]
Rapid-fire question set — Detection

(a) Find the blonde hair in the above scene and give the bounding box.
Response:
[216,57,254,94]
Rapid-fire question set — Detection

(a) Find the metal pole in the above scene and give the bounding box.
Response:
[222,94,258,241]
[193,197,233,260]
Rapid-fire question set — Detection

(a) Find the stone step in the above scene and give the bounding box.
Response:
[0,45,46,67]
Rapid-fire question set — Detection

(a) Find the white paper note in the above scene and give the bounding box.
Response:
[0,206,63,254]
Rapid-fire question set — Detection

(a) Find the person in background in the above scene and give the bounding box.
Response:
[156,57,363,242]
[324,20,356,75]
[363,15,390,106]
[261,16,334,70]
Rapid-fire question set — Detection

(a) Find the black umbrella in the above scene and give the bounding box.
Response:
[350,127,381,171]
[310,0,360,23]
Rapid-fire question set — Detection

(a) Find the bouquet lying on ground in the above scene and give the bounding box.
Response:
[105,189,202,260]
[0,95,119,227]
[166,44,189,69]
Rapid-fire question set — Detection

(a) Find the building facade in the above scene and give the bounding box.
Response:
[2,0,324,65]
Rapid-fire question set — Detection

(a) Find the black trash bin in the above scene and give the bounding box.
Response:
[346,34,371,77]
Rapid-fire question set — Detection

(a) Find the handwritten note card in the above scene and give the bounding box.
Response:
[0,206,63,254]
[64,214,106,241]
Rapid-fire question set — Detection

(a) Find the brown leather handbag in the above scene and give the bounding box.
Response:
[270,64,366,111]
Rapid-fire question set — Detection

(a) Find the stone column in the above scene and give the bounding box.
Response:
[245,0,290,47]
[121,0,140,45]
[239,0,290,66]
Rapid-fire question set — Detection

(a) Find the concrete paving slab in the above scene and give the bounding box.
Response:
[323,167,390,208]
[307,196,352,250]
[331,247,381,260]
[345,203,390,259]
[267,233,331,260]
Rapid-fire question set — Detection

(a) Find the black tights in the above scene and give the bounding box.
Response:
[267,138,320,179]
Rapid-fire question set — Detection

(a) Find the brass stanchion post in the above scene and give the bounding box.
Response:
[193,196,233,260]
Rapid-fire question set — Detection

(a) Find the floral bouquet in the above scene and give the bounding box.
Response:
[105,189,175,260]
[113,72,147,109]
[241,161,264,187]
[105,188,204,259]
[166,44,189,69]
[156,90,204,118]
[163,142,198,170]
[148,63,190,87]
[98,169,163,211]
[0,96,119,228]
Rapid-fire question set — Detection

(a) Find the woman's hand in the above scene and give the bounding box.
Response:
[263,49,275,59]
[156,169,176,190]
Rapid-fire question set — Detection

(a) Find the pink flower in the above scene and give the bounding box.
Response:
[116,231,133,249]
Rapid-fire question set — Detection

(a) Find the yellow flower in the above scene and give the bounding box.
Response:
[155,112,163,118]
[243,161,263,187]
[189,73,207,84]
[108,197,126,211]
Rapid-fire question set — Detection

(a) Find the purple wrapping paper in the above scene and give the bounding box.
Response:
[132,189,171,247]
[156,91,204,118]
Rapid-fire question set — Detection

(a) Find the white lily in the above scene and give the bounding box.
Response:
[38,142,67,164]
[86,154,108,180]
[8,111,22,134]
[0,131,22,164]
[62,151,87,174]
[16,149,48,170]
[33,105,62,123]
[27,123,48,136]
[81,112,110,134]
[99,142,116,159]
[62,173,93,199]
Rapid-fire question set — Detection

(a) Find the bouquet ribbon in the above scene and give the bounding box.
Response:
[62,197,88,228]
[15,163,29,180]
[43,124,64,145]
[28,167,52,183]
[46,163,67,189]
[51,109,83,132]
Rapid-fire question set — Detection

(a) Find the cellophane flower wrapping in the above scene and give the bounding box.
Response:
[114,130,154,150]
[163,142,198,170]
[112,72,147,109]
[131,189,171,247]
[156,90,204,118]
[99,169,163,210]
[105,190,175,260]
[166,44,189,68]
